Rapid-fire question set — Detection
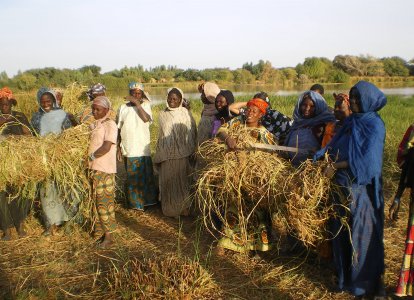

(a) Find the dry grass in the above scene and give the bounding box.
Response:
[103,255,219,299]
[196,126,337,249]
[0,125,92,222]
[0,93,413,299]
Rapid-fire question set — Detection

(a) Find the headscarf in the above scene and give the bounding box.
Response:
[37,87,59,110]
[247,98,269,115]
[90,96,112,127]
[315,81,387,209]
[200,82,220,117]
[202,82,220,104]
[128,81,151,101]
[86,83,106,100]
[289,91,335,131]
[92,96,111,109]
[166,87,184,111]
[215,90,235,120]
[129,82,144,91]
[0,87,14,100]
[333,93,350,108]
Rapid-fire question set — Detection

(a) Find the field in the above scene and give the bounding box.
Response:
[0,90,413,299]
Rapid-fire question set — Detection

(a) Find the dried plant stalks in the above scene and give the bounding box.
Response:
[196,126,339,248]
[0,124,93,222]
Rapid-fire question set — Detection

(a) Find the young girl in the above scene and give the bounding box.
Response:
[88,96,118,248]
[153,88,197,218]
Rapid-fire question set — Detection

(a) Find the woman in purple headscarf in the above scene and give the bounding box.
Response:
[315,81,387,298]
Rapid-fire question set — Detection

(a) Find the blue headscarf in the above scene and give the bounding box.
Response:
[315,81,387,208]
[289,91,335,131]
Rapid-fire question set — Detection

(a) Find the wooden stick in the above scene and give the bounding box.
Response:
[250,143,308,154]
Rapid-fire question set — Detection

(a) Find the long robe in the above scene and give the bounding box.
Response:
[154,105,197,217]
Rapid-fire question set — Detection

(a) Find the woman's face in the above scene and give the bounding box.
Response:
[40,94,54,112]
[0,98,12,114]
[300,97,315,119]
[130,89,143,100]
[167,92,182,108]
[55,92,63,106]
[215,95,228,111]
[334,100,351,121]
[245,105,263,126]
[91,104,109,120]
[349,88,361,113]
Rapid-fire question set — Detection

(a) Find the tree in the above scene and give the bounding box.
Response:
[382,57,409,76]
[78,65,101,76]
[327,69,350,83]
[232,69,255,84]
[296,57,331,80]
[0,71,9,81]
[333,55,365,76]
[15,73,37,90]
[280,68,297,81]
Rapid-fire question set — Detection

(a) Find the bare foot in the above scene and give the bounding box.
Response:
[98,232,113,249]
[1,229,12,241]
[42,224,57,236]
[99,239,113,249]
[18,230,27,238]
[17,224,27,238]
[215,246,225,256]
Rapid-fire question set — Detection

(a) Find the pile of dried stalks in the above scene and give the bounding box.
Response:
[104,255,219,299]
[55,82,89,115]
[196,126,338,248]
[0,124,92,221]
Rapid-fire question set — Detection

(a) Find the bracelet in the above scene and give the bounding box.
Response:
[89,152,96,161]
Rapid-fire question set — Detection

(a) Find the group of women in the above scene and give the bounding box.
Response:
[0,80,413,298]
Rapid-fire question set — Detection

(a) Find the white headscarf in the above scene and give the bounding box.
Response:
[166,87,184,111]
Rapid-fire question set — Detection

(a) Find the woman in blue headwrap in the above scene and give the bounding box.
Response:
[284,91,336,166]
[315,81,387,298]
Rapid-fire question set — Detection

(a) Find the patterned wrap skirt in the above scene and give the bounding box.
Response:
[92,171,117,235]
[124,156,158,210]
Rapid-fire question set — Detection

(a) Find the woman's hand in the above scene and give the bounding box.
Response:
[117,146,123,162]
[389,200,400,221]
[0,115,13,126]
[226,137,237,151]
[323,164,336,179]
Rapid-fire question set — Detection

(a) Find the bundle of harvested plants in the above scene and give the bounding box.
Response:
[196,126,338,248]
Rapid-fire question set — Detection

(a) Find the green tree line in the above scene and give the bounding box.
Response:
[1,55,413,91]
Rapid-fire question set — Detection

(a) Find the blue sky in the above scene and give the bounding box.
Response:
[1,0,413,76]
